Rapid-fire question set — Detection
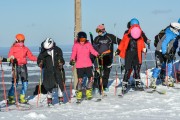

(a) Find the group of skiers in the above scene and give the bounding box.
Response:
[0,18,180,106]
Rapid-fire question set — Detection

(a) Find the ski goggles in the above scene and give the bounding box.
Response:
[79,38,86,42]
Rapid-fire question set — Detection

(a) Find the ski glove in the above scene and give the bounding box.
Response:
[69,60,75,66]
[38,60,43,68]
[114,49,120,56]
[143,48,147,53]
[7,56,15,62]
[164,53,170,60]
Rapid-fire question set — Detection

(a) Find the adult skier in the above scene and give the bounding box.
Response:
[149,22,180,89]
[93,24,121,94]
[37,38,65,106]
[117,18,147,94]
[115,19,150,84]
[70,31,99,103]
[8,33,37,104]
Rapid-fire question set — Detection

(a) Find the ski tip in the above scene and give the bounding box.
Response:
[118,94,123,97]
[95,99,101,102]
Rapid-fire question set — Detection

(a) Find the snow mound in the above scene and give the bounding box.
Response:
[24,112,47,119]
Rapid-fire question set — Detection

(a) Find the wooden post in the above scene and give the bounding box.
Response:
[73,0,81,89]
[74,0,81,38]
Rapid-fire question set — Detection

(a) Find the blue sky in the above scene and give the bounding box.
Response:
[0,0,179,47]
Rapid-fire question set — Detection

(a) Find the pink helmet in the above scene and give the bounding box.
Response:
[97,24,105,30]
[130,27,142,39]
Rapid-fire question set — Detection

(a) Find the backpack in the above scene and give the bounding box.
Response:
[154,29,166,47]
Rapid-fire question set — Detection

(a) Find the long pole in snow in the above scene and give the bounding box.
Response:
[113,23,121,95]
[0,64,8,111]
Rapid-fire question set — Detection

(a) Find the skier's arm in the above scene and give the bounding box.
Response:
[70,44,77,61]
[108,34,121,45]
[89,43,99,57]
[26,48,37,61]
[161,35,172,54]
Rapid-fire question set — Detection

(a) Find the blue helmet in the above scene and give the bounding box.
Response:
[178,18,180,23]
[130,18,139,26]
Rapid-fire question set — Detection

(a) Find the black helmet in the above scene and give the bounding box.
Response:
[77,31,87,39]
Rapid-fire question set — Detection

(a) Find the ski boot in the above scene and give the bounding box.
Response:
[86,88,93,100]
[47,98,53,107]
[168,77,175,87]
[104,87,109,95]
[8,96,15,104]
[134,79,144,91]
[149,77,157,89]
[76,90,82,104]
[122,81,128,94]
[19,94,28,104]
[58,97,64,105]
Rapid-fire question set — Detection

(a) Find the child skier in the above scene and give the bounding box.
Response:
[37,38,65,106]
[117,18,147,94]
[93,24,121,94]
[8,33,37,104]
[149,22,180,88]
[70,31,99,103]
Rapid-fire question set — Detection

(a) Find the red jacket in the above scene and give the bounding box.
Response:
[118,25,145,64]
[8,43,37,65]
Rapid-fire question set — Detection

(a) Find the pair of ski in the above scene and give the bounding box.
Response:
[118,87,166,97]
[145,88,166,94]
[0,102,32,112]
[76,94,107,104]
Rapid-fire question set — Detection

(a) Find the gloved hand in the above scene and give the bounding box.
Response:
[178,51,180,56]
[7,56,15,62]
[114,49,120,56]
[58,60,63,70]
[143,48,147,53]
[69,60,75,66]
[38,60,43,68]
[147,40,151,49]
[164,53,170,60]
[97,54,103,59]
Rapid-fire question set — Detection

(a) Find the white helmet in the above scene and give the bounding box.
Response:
[43,38,54,49]
[170,22,180,35]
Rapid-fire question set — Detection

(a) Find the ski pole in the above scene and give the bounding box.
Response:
[144,53,148,88]
[37,67,42,107]
[172,60,177,83]
[13,63,19,109]
[0,64,8,111]
[114,23,122,94]
[165,61,169,88]
[100,57,104,96]
[113,54,118,96]
[69,66,74,103]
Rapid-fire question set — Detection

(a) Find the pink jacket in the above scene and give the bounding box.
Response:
[71,41,98,68]
[8,43,37,65]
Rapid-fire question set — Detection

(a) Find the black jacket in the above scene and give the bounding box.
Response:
[93,33,121,65]
[37,46,65,91]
